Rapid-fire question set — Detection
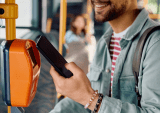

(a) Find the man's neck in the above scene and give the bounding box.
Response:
[109,8,140,33]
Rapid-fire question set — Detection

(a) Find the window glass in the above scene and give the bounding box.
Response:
[148,0,160,14]
[0,28,31,39]
[16,0,32,27]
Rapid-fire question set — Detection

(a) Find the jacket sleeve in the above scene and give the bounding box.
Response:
[98,31,160,113]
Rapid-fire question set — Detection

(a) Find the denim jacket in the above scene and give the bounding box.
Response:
[50,8,160,113]
[88,8,160,113]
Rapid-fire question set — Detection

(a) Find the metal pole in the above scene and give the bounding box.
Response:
[57,0,67,100]
[5,0,16,40]
[5,0,16,112]
[86,0,92,34]
[42,0,47,33]
[59,0,67,55]
[157,0,159,14]
[143,0,148,8]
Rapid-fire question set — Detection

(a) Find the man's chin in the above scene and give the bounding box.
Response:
[95,16,108,23]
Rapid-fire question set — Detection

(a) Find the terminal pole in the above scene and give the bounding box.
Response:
[5,0,16,112]
[5,0,16,40]
[0,0,17,112]
[6,0,15,112]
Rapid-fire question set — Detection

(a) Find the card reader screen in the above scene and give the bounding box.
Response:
[27,47,37,68]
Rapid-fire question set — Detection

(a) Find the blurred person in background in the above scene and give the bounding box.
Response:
[64,15,92,74]
[65,15,88,44]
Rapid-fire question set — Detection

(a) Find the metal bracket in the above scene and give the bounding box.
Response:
[0,3,18,19]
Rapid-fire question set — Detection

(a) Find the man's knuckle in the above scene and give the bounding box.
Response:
[57,82,64,88]
[70,62,75,66]
[49,69,52,74]
[56,87,60,93]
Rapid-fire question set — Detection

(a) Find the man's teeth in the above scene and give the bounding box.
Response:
[95,5,106,8]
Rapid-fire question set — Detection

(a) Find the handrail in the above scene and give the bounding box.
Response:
[149,14,160,19]
[6,0,16,112]
[5,0,16,40]
[143,0,148,8]
[57,0,67,100]
[1,0,18,112]
[59,0,67,55]
[86,0,92,34]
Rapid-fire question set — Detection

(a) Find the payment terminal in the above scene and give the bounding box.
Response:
[0,39,41,107]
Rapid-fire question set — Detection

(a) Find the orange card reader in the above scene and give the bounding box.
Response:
[0,39,41,107]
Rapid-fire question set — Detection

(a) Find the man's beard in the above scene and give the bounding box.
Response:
[93,1,127,22]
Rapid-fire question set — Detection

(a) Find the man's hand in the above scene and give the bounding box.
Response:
[50,62,94,106]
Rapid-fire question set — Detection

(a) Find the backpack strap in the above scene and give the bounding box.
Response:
[132,25,160,107]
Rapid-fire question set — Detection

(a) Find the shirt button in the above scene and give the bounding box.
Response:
[106,69,110,73]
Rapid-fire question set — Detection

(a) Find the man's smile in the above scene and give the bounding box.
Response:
[95,4,107,12]
[93,2,111,12]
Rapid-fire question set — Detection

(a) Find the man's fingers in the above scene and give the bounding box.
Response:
[50,66,65,83]
[65,62,83,74]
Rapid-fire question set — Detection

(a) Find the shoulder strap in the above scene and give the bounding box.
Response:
[132,25,160,107]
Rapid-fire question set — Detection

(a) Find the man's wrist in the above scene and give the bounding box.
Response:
[88,93,99,111]
[84,90,98,109]
[80,90,103,112]
[80,89,95,106]
[92,94,103,112]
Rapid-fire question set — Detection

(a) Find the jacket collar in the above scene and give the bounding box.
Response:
[124,8,149,40]
[102,8,149,41]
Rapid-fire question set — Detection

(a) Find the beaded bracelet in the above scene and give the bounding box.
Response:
[92,93,103,113]
[84,90,98,109]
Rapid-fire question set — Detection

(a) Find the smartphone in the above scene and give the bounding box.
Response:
[36,35,73,78]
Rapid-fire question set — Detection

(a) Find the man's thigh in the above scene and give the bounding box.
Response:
[49,97,91,113]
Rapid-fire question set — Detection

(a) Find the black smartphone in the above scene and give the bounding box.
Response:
[36,35,73,78]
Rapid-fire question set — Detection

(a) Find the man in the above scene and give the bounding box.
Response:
[50,0,160,112]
